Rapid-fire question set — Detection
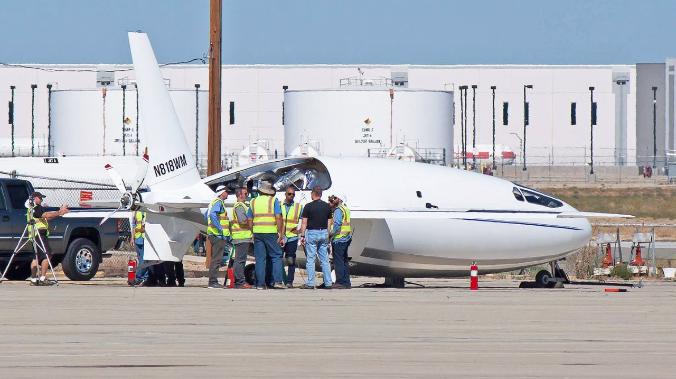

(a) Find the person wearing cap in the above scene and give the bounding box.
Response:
[298,186,333,289]
[131,207,150,285]
[205,185,232,289]
[230,186,253,289]
[281,186,303,288]
[27,192,69,286]
[329,194,352,289]
[247,181,284,290]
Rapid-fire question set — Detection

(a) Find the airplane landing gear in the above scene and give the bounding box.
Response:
[533,261,569,288]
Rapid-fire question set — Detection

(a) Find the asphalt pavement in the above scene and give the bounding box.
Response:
[1,277,675,378]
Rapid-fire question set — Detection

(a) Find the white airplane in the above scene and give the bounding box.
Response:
[72,32,630,288]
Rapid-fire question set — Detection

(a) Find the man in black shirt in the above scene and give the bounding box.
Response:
[298,186,333,289]
[28,192,69,286]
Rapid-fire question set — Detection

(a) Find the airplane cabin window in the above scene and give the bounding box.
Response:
[518,187,563,208]
[512,187,524,202]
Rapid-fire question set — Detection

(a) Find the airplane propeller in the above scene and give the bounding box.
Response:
[93,148,150,226]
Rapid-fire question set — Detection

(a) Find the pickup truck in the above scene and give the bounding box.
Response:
[0,178,124,281]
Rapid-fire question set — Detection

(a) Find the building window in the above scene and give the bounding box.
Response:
[229,101,235,125]
[502,102,509,126]
[570,102,576,125]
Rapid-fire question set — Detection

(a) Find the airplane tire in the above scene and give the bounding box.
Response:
[535,270,556,288]
[244,263,256,285]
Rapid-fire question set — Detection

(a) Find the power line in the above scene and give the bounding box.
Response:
[0,57,206,73]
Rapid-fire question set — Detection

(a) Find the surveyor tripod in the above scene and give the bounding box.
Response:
[0,215,59,285]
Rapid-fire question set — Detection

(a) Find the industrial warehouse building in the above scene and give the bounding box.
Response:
[1,61,674,170]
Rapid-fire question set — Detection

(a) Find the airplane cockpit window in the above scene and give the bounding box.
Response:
[205,157,332,194]
[512,187,524,202]
[517,187,563,208]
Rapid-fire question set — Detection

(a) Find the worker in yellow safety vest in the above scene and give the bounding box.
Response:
[329,194,352,289]
[246,181,284,289]
[27,191,69,286]
[132,208,151,285]
[281,186,303,288]
[230,187,253,288]
[205,185,231,289]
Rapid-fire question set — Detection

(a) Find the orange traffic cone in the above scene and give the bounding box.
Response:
[602,244,613,268]
[631,245,645,266]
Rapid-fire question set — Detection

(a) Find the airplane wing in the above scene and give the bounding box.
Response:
[142,212,200,262]
[556,212,634,218]
[156,200,210,210]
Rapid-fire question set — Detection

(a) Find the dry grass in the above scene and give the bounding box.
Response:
[539,186,676,220]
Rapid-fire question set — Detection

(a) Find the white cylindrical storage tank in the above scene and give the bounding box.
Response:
[238,143,270,167]
[284,88,453,163]
[50,88,207,159]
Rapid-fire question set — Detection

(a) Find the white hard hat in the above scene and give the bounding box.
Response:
[215,185,227,196]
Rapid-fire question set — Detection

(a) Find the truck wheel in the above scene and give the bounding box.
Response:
[62,238,100,281]
[3,262,32,281]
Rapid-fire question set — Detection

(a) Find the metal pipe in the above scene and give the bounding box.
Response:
[652,86,658,168]
[122,84,127,156]
[195,83,201,167]
[31,84,37,156]
[522,84,533,171]
[491,86,496,169]
[10,85,15,157]
[135,83,139,156]
[589,86,595,175]
[471,84,477,170]
[47,84,52,156]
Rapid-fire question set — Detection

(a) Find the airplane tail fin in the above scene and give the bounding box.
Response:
[128,31,201,192]
[143,213,200,262]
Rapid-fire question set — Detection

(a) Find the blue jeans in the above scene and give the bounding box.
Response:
[305,229,332,287]
[332,238,352,287]
[253,233,283,287]
[135,238,149,281]
[284,238,299,285]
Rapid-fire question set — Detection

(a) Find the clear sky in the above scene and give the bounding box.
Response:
[2,0,675,65]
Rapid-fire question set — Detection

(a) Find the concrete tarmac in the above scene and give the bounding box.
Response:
[1,277,675,378]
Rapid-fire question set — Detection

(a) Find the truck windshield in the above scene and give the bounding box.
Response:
[6,184,29,210]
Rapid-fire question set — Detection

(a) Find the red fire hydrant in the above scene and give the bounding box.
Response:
[127,259,137,285]
[470,262,479,290]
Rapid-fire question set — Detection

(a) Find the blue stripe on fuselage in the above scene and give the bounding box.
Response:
[460,218,582,230]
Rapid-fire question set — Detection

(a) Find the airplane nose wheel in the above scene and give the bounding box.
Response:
[535,270,556,288]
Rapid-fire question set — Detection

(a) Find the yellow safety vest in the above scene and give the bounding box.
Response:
[207,198,231,237]
[133,210,145,239]
[251,195,277,234]
[283,202,302,238]
[231,201,253,240]
[26,207,49,236]
[333,204,352,240]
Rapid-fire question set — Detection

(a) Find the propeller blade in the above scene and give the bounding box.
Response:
[130,147,150,193]
[99,206,122,226]
[105,164,127,193]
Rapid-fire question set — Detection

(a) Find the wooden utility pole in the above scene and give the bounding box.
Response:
[207,0,222,175]
[206,0,222,268]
